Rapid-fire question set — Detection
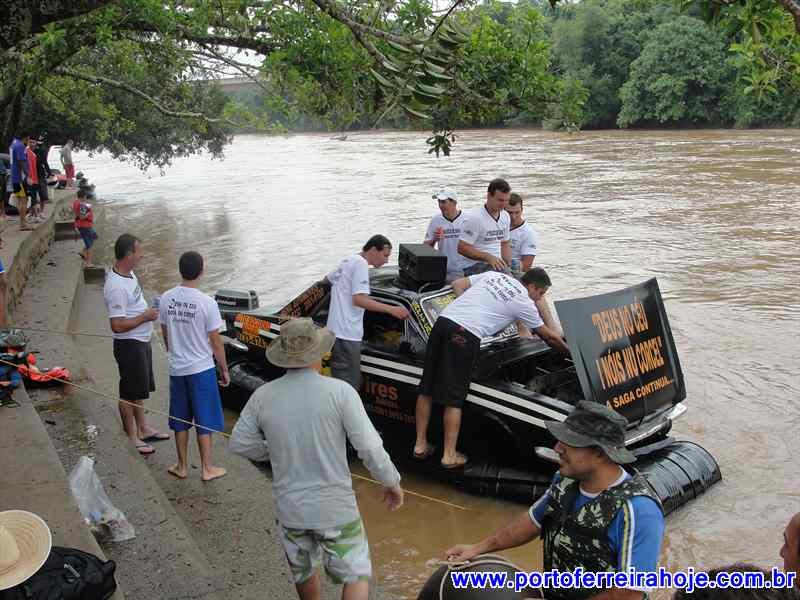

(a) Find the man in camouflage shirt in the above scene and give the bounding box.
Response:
[445,401,665,600]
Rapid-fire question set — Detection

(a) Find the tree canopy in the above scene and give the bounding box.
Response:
[0,0,473,167]
[1,0,797,168]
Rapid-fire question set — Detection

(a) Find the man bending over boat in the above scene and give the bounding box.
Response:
[413,267,569,469]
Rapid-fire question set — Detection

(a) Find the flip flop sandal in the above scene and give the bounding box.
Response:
[135,442,155,455]
[441,453,468,470]
[141,432,170,442]
[412,445,437,460]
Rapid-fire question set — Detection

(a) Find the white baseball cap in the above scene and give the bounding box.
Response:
[432,188,458,202]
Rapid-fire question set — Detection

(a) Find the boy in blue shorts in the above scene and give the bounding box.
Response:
[158,251,229,481]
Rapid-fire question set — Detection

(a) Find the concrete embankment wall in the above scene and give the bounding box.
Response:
[0,189,124,599]
[6,189,76,314]
[4,200,390,599]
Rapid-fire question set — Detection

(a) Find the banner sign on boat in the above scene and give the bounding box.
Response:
[278,281,330,318]
[555,278,685,422]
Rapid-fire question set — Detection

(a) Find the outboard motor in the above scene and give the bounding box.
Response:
[417,554,541,600]
[215,288,259,329]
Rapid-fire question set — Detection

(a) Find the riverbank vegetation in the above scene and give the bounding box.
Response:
[1,0,797,167]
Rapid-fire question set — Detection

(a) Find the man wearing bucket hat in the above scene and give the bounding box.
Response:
[445,401,665,600]
[229,318,404,600]
[424,188,466,281]
[0,510,51,591]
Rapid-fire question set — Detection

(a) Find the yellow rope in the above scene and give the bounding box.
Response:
[0,354,471,511]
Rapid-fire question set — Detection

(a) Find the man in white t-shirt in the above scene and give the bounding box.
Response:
[424,188,466,281]
[103,233,164,456]
[159,251,229,482]
[324,235,410,390]
[507,192,539,273]
[458,178,513,276]
[414,268,569,469]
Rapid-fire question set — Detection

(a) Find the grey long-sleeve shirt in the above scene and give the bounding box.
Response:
[229,367,400,529]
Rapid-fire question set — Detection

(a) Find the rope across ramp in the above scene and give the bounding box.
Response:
[0,327,471,512]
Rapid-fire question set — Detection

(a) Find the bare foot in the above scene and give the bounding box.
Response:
[201,466,227,482]
[168,464,187,479]
[441,452,469,470]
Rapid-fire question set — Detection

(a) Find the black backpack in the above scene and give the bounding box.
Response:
[0,546,117,600]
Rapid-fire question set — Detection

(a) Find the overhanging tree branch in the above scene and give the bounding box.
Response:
[0,0,114,50]
[310,0,410,46]
[54,67,242,126]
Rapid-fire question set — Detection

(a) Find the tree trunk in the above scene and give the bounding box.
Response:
[2,88,25,149]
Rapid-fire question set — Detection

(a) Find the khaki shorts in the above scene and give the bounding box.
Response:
[279,518,371,584]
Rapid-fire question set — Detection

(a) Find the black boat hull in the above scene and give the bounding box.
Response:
[222,357,721,515]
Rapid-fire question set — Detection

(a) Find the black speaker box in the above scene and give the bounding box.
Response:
[399,243,447,284]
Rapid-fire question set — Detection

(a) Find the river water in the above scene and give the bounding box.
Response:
[77,129,800,598]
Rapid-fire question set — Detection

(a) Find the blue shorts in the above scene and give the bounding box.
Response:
[78,227,96,249]
[0,259,4,274]
[168,367,224,435]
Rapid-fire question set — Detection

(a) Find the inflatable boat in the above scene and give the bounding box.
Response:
[215,247,721,515]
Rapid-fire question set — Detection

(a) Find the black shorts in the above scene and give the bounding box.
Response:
[418,317,480,408]
[38,180,49,202]
[113,338,155,400]
[26,183,38,205]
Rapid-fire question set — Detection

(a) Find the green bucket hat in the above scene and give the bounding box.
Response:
[546,400,636,464]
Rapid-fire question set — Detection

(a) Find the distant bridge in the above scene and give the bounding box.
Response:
[206,76,265,93]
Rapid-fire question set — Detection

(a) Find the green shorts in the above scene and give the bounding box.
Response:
[279,517,372,585]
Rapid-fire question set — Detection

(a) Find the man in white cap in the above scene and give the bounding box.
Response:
[229,318,404,600]
[0,510,52,591]
[424,188,466,281]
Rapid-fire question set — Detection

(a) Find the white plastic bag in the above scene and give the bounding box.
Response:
[68,456,135,542]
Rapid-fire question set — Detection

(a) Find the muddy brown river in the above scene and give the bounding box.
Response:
[77,129,800,598]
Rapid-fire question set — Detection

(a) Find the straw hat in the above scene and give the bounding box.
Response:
[265,318,335,368]
[0,511,52,590]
